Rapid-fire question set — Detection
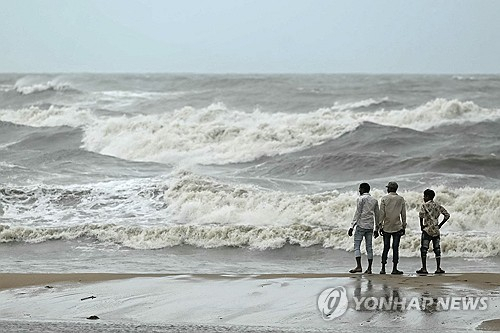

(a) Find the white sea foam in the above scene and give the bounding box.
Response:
[14,77,73,95]
[163,172,500,232]
[331,97,390,111]
[0,84,12,92]
[81,102,358,165]
[452,75,477,81]
[363,98,499,131]
[0,161,24,169]
[98,90,188,99]
[0,105,96,128]
[0,99,499,165]
[87,90,190,111]
[1,172,499,256]
[0,178,169,228]
[0,222,498,257]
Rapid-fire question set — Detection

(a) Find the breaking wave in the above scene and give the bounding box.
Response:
[0,99,499,165]
[14,77,75,95]
[0,223,498,257]
[0,105,95,128]
[1,172,499,256]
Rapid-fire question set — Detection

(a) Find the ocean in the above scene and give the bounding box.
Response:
[1,73,500,275]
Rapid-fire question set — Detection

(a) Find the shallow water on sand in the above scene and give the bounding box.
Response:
[2,240,500,275]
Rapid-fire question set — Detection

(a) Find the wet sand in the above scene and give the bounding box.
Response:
[1,271,499,290]
[0,272,499,332]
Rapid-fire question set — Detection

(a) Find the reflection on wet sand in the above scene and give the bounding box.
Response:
[351,278,404,312]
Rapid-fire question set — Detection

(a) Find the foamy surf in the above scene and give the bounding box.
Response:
[1,171,499,257]
[0,223,498,257]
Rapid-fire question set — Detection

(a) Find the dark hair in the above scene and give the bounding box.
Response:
[424,189,435,200]
[359,183,370,193]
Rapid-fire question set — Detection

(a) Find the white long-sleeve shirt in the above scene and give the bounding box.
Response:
[351,193,380,229]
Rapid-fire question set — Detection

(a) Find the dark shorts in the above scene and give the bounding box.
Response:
[420,231,441,258]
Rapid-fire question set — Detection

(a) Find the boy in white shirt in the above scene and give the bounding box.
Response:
[348,183,380,274]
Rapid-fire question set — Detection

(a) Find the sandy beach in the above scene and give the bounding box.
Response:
[0,272,499,332]
[1,271,500,290]
[0,273,166,291]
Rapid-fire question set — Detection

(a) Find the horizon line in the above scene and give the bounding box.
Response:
[1,71,498,76]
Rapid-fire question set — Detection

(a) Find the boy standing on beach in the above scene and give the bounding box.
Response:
[348,183,380,274]
[416,189,450,274]
[378,181,406,275]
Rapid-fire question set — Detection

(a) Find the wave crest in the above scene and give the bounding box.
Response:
[14,77,74,95]
[0,105,95,128]
[331,97,393,111]
[365,98,498,131]
[0,223,498,257]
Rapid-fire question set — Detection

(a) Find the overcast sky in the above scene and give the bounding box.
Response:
[1,0,499,74]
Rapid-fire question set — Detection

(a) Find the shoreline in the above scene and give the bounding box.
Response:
[1,271,499,290]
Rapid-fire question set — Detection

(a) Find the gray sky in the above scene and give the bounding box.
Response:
[1,0,499,74]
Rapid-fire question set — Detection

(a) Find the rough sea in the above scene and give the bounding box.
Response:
[1,74,499,274]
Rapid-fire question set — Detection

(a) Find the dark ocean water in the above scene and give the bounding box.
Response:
[0,74,499,259]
